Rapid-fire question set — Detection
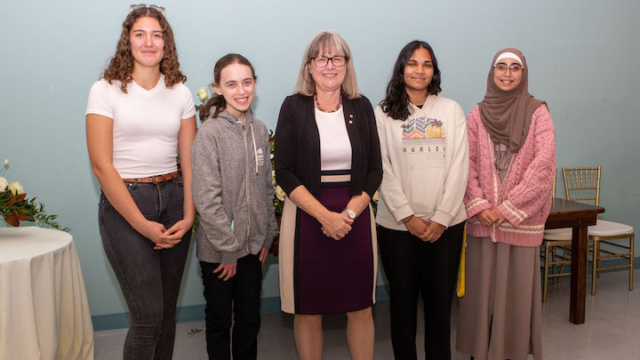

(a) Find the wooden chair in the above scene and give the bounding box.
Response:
[542,169,573,302]
[562,166,634,295]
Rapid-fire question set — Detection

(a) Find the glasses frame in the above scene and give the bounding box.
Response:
[311,55,348,68]
[130,4,166,13]
[494,63,523,74]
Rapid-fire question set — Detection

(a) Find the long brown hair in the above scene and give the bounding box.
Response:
[380,40,442,121]
[200,54,256,121]
[103,7,186,93]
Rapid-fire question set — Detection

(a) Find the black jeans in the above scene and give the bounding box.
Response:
[378,222,465,360]
[98,178,191,360]
[200,255,262,360]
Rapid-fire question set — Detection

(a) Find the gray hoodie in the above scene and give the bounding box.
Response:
[191,108,278,264]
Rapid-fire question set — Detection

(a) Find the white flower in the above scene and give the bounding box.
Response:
[0,176,8,191]
[8,181,24,195]
[197,87,209,103]
[275,186,286,201]
[372,191,379,204]
[3,159,7,166]
[272,170,277,186]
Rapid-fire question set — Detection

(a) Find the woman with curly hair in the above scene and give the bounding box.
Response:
[85,5,196,359]
[375,40,468,360]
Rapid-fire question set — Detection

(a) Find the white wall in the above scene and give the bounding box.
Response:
[1,0,638,317]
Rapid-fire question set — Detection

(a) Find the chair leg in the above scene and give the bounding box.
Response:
[552,246,558,284]
[592,240,600,296]
[544,243,550,302]
[597,246,601,279]
[630,235,634,291]
[558,246,569,283]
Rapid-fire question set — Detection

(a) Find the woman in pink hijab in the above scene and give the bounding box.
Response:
[456,48,556,360]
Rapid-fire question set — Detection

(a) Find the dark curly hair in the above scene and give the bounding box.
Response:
[199,54,256,121]
[102,7,186,93]
[380,40,441,121]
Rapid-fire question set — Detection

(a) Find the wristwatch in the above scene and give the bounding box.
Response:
[344,208,357,220]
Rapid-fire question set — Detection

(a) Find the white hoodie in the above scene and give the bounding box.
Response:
[374,94,468,231]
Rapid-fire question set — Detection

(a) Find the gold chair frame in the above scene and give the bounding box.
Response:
[542,169,573,302]
[562,166,634,295]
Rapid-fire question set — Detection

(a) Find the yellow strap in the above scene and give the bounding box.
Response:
[457,224,467,297]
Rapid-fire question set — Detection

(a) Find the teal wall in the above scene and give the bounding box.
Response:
[1,0,638,320]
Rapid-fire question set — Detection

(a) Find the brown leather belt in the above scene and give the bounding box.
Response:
[122,170,179,184]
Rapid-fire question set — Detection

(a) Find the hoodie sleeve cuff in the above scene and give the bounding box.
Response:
[393,204,414,225]
[431,210,453,228]
[264,231,279,250]
[221,252,239,265]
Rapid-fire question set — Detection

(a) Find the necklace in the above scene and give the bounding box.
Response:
[314,95,342,113]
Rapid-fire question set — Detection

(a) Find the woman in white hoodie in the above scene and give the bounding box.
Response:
[374,40,469,360]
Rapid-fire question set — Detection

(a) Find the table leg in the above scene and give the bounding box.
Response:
[569,225,588,324]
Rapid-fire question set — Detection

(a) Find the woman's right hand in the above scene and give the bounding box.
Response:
[213,262,237,281]
[320,211,352,240]
[134,219,181,249]
[404,216,429,240]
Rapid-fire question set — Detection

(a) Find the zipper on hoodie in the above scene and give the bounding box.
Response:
[241,122,251,252]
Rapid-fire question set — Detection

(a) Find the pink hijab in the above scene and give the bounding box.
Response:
[479,48,545,152]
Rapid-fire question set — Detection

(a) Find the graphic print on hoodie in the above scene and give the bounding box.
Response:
[401,116,446,169]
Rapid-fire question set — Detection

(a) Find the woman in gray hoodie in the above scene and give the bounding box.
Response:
[191,54,278,360]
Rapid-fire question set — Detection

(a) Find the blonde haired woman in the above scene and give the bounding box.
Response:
[274,31,382,360]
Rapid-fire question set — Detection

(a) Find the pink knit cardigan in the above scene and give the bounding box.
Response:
[464,104,556,247]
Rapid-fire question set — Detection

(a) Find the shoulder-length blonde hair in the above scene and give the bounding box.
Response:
[293,31,360,99]
[103,7,186,93]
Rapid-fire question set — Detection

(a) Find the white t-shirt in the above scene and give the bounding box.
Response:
[86,75,196,178]
[315,107,352,171]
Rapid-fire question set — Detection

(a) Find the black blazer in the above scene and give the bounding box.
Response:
[274,94,382,197]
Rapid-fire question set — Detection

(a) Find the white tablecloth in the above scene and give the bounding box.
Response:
[0,227,94,360]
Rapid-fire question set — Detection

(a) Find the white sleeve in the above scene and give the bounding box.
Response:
[375,105,414,225]
[430,102,469,227]
[86,80,113,118]
[180,85,196,120]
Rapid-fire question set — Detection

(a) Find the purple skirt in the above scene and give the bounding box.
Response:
[278,173,378,314]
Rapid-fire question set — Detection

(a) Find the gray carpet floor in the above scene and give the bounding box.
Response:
[95,269,640,359]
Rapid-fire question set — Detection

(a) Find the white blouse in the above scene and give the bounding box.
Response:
[315,107,352,171]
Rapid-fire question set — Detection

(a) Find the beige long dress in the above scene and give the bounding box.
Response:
[456,143,543,360]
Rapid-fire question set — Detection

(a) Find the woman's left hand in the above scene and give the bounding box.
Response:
[258,246,269,266]
[423,220,446,242]
[490,209,506,227]
[154,219,194,250]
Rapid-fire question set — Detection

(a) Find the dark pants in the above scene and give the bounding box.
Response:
[378,222,465,360]
[98,178,191,360]
[200,255,263,360]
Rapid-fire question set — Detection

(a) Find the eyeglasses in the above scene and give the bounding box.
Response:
[494,63,523,74]
[130,4,166,13]
[312,56,347,68]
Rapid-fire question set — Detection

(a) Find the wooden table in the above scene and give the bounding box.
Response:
[545,198,604,324]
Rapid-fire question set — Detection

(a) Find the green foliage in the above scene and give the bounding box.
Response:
[269,129,284,216]
[0,161,70,231]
